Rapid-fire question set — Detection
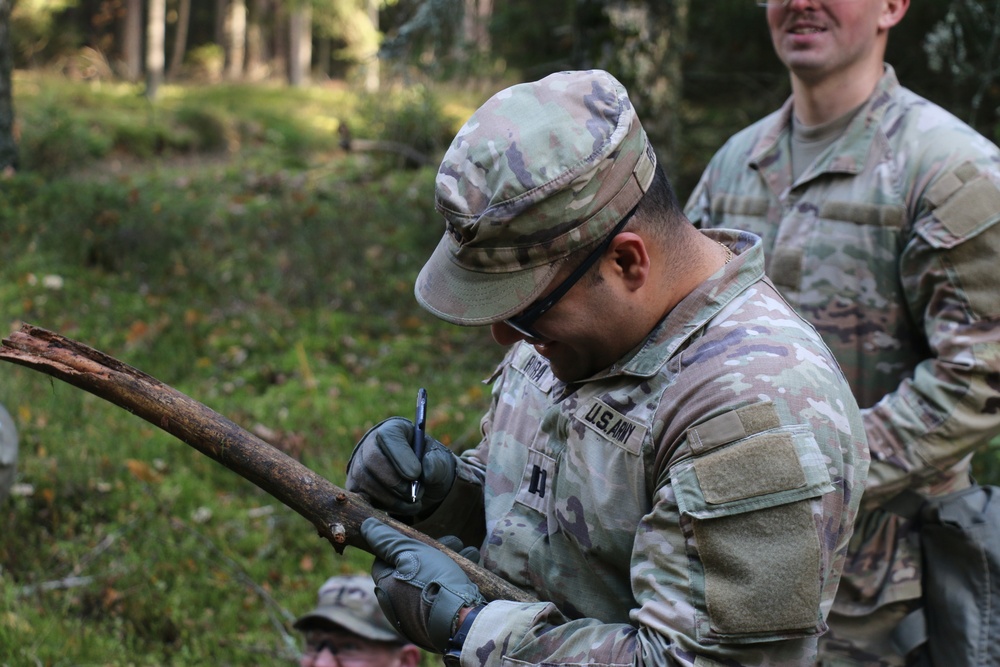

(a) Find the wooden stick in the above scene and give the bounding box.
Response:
[0,324,535,605]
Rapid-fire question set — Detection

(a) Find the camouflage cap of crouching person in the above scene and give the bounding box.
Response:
[416,69,657,326]
[293,574,407,643]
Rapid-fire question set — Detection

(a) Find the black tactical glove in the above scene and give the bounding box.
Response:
[346,417,457,516]
[361,517,486,653]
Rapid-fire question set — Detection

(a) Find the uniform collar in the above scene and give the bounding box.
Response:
[603,229,767,380]
[749,64,900,188]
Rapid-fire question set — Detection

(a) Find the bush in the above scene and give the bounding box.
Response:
[175,105,235,153]
[18,101,113,176]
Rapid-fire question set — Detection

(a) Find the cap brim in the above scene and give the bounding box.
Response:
[292,608,403,643]
[415,233,564,326]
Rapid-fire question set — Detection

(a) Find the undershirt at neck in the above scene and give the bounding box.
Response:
[790,102,865,182]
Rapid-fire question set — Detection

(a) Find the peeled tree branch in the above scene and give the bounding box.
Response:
[0,324,535,605]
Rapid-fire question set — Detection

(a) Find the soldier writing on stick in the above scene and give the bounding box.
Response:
[346,69,870,666]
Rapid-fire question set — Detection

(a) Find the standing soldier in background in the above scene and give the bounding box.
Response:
[685,0,1000,664]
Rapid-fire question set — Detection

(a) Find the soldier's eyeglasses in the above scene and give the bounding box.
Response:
[503,206,638,342]
[304,635,383,665]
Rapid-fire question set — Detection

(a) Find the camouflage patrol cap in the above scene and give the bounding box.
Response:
[293,575,406,643]
[416,69,657,326]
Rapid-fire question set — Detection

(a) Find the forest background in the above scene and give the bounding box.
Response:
[1,0,999,664]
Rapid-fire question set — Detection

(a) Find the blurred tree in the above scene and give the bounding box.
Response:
[215,0,226,45]
[146,0,165,98]
[313,0,384,89]
[0,0,16,172]
[167,0,193,80]
[363,0,380,90]
[922,0,1000,138]
[379,0,462,77]
[490,0,576,77]
[123,0,142,80]
[225,0,247,80]
[601,0,688,179]
[10,0,81,67]
[246,0,270,80]
[455,0,490,71]
[288,1,312,85]
[272,0,288,81]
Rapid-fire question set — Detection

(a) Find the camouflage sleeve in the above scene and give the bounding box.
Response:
[862,160,1000,503]
[450,425,845,667]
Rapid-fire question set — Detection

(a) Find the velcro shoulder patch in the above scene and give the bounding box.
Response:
[695,432,805,504]
[687,402,781,455]
[928,162,1000,239]
[945,221,1000,318]
[926,171,963,208]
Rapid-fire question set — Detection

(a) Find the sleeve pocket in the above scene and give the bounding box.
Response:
[671,428,833,643]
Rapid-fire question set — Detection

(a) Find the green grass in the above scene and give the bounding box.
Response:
[1,71,495,665]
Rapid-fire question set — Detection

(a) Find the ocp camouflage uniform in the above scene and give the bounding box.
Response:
[684,65,1000,665]
[421,229,869,666]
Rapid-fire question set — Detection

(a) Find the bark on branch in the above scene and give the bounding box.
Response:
[0,323,535,605]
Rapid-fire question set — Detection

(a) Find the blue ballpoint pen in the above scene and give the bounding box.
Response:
[410,388,427,503]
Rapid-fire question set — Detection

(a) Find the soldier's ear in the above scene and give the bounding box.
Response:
[399,644,422,667]
[878,0,909,32]
[606,232,650,291]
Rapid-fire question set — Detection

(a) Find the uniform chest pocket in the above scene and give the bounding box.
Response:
[671,428,835,644]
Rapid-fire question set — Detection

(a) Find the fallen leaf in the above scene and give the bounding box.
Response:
[125,459,163,484]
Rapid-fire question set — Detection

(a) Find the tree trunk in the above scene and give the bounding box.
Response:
[122,0,143,82]
[215,0,227,46]
[462,0,492,57]
[167,0,192,81]
[0,0,17,173]
[604,0,689,179]
[316,36,331,80]
[0,324,536,605]
[245,0,270,81]
[225,0,247,80]
[362,0,380,92]
[288,4,312,87]
[271,1,288,82]
[145,0,166,99]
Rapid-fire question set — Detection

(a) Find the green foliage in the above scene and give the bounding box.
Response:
[379,0,462,74]
[173,104,234,152]
[183,44,226,82]
[9,0,81,66]
[0,71,496,664]
[313,0,381,65]
[920,0,1000,136]
[17,98,114,174]
[355,82,455,156]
